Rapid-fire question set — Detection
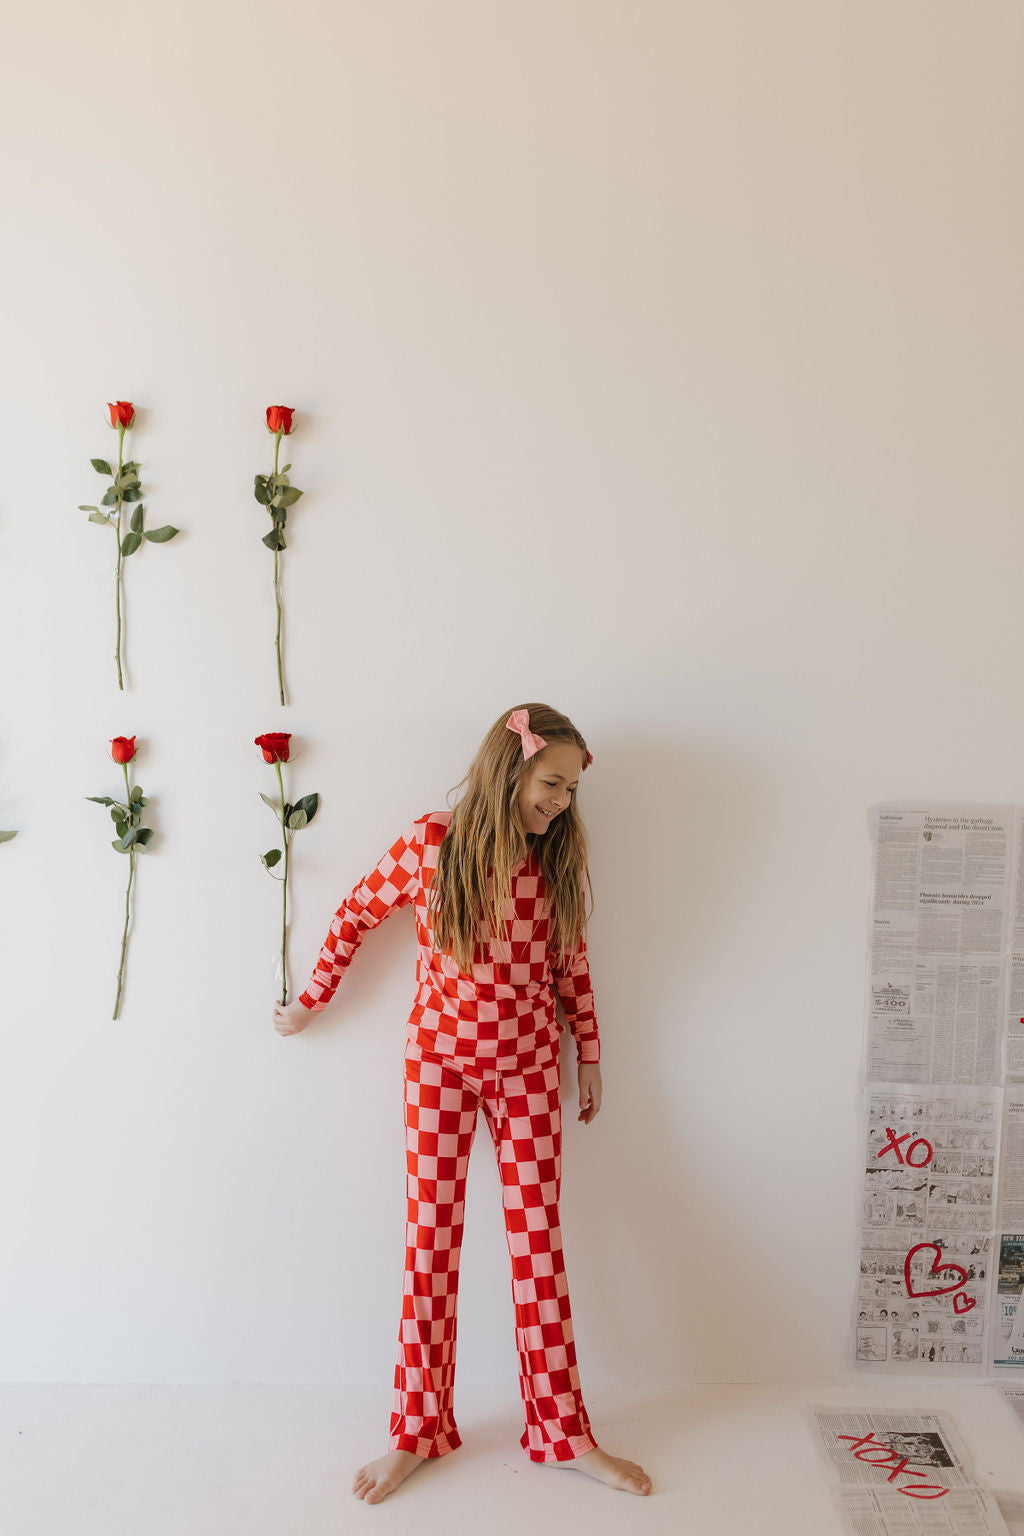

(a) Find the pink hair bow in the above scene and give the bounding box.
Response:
[506,709,547,761]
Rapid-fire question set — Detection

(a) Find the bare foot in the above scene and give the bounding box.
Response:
[352,1448,427,1503]
[544,1444,652,1495]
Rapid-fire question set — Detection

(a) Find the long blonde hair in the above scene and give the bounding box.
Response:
[428,703,593,973]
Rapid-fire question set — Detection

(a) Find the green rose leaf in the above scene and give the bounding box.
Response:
[86,795,116,806]
[294,792,319,823]
[101,490,120,506]
[117,826,137,850]
[91,458,113,474]
[272,488,303,508]
[281,463,291,472]
[113,818,129,839]
[130,505,144,534]
[287,807,308,830]
[121,487,142,503]
[254,479,272,505]
[259,792,281,814]
[111,839,129,852]
[87,512,112,526]
[121,531,142,557]
[78,504,100,512]
[261,529,285,552]
[118,472,140,488]
[261,849,282,869]
[142,525,178,542]
[135,827,154,846]
[130,786,144,802]
[0,830,18,842]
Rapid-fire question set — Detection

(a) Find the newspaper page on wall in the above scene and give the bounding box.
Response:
[1005,809,1024,1082]
[866,805,1013,1087]
[855,1084,999,1370]
[993,1088,1024,1368]
[808,1406,1012,1536]
[859,804,1024,1375]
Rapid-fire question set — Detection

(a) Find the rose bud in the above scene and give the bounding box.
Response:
[107,401,136,430]
[110,736,137,763]
[265,406,294,435]
[255,732,291,764]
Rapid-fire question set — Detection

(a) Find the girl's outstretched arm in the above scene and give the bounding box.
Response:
[291,818,424,1017]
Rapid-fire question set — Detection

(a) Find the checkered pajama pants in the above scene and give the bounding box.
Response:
[388,1038,598,1463]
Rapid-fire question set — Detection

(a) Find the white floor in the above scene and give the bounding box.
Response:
[3,1380,1023,1535]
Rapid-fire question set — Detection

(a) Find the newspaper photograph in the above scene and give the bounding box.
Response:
[992,1235,1024,1368]
[808,1405,976,1491]
[832,1486,1012,1536]
[867,806,1012,1086]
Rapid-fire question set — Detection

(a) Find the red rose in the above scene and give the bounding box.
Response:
[110,736,137,763]
[255,732,291,763]
[108,401,135,430]
[265,406,294,435]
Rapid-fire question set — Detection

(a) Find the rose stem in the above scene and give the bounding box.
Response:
[273,430,285,707]
[275,756,288,1004]
[113,760,133,1018]
[115,422,125,690]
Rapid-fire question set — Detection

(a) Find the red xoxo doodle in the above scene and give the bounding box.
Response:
[876,1126,934,1168]
[836,1435,949,1499]
[903,1243,969,1299]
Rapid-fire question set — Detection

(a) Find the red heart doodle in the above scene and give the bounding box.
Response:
[903,1242,969,1298]
[953,1290,977,1315]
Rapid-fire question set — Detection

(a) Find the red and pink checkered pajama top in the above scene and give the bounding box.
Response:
[297,810,600,1066]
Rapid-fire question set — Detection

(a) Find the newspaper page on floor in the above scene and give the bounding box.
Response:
[995,1492,1024,1536]
[808,1405,1012,1535]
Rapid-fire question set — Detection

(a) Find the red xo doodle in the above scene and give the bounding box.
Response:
[836,1435,949,1499]
[953,1290,977,1315]
[877,1126,934,1167]
[903,1242,969,1299]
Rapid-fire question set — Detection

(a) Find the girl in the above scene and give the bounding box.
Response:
[272,704,652,1503]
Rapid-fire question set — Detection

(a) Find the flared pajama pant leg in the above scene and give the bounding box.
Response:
[481,1051,598,1463]
[388,1043,477,1457]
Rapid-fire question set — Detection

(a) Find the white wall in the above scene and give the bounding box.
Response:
[2,0,1022,1387]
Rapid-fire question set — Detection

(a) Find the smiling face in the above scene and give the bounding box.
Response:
[516,741,584,836]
